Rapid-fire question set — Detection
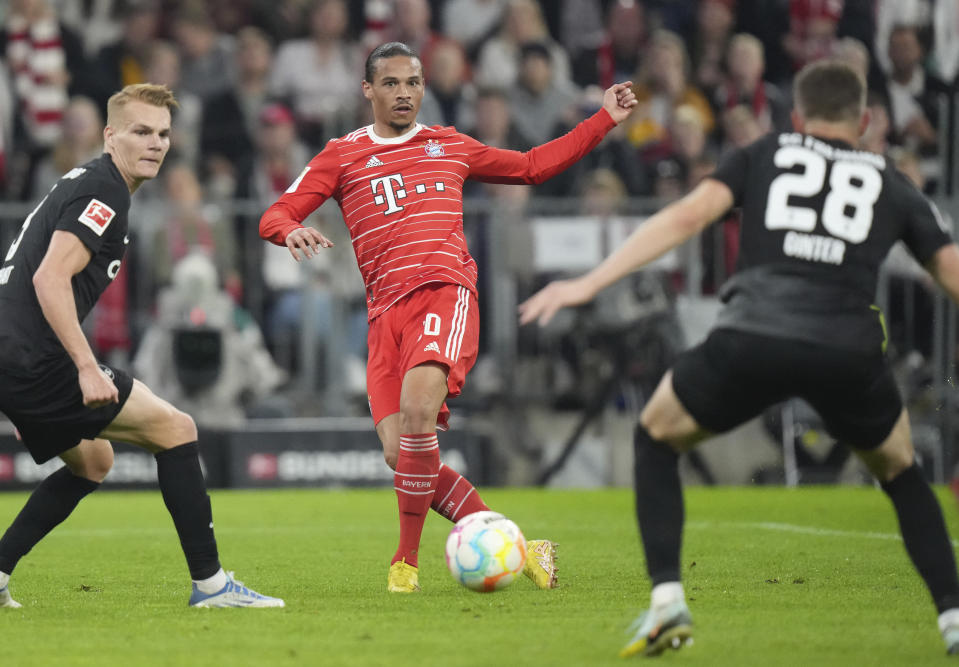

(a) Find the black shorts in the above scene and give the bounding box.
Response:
[0,357,134,463]
[671,328,902,450]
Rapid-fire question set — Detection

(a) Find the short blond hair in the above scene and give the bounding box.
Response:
[106,83,178,126]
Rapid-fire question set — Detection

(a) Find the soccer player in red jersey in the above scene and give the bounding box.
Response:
[260,41,637,592]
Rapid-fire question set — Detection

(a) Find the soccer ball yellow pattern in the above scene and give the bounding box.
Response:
[445,511,527,592]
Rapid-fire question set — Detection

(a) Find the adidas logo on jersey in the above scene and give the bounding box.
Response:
[365,156,384,168]
[423,341,440,354]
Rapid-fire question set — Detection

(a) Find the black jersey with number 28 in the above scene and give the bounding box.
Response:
[0,154,130,374]
[709,132,952,352]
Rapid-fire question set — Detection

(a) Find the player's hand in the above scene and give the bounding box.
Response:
[285,226,334,261]
[78,365,119,408]
[603,81,638,125]
[518,278,594,327]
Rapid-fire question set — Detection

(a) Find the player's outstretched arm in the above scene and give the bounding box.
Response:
[518,179,733,327]
[602,81,638,125]
[284,226,334,261]
[33,230,118,407]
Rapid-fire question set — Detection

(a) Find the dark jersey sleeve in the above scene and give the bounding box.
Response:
[708,142,754,207]
[893,172,953,265]
[55,177,129,255]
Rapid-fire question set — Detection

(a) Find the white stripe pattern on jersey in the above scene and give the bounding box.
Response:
[445,286,470,361]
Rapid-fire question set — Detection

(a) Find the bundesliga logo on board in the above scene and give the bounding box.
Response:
[424,140,445,158]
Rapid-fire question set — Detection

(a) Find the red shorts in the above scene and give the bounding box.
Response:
[366,283,479,430]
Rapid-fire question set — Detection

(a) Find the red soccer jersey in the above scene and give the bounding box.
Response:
[260,109,616,320]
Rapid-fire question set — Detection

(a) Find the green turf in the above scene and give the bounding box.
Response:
[1,485,957,666]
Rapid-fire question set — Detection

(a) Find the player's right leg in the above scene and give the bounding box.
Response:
[99,380,282,608]
[853,409,959,655]
[0,438,113,609]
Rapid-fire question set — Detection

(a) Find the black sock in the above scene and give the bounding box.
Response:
[881,463,959,613]
[0,467,99,574]
[155,442,221,581]
[634,424,683,585]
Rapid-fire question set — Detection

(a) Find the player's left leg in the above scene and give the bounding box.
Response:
[621,370,709,657]
[0,438,113,609]
[854,409,959,655]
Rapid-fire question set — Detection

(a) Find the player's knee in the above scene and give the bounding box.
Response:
[172,409,198,445]
[70,441,114,482]
[398,395,439,431]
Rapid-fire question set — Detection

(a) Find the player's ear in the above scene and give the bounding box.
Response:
[858,108,871,138]
[103,125,114,149]
[790,110,804,133]
[362,79,373,101]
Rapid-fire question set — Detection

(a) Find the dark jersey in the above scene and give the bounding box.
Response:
[0,154,130,375]
[709,132,952,351]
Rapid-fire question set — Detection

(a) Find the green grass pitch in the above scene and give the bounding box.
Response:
[2,485,958,666]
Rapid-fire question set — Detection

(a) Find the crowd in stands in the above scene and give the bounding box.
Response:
[1,0,957,418]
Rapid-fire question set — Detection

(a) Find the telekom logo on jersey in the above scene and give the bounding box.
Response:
[370,173,446,215]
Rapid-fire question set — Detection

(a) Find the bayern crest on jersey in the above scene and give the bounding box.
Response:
[424,140,445,158]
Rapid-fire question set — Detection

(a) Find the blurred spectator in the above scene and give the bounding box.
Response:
[418,39,476,129]
[579,167,628,218]
[4,0,79,151]
[860,91,892,155]
[557,0,606,67]
[57,0,123,60]
[30,95,103,199]
[442,0,508,54]
[883,25,947,157]
[626,30,714,150]
[508,42,580,146]
[641,104,712,195]
[388,0,443,78]
[200,26,275,196]
[233,102,311,334]
[151,163,239,301]
[170,3,235,103]
[713,33,790,136]
[570,0,647,89]
[734,0,793,85]
[932,0,959,84]
[133,253,287,428]
[833,35,871,82]
[465,86,532,152]
[142,40,202,169]
[475,0,571,90]
[874,0,932,78]
[720,104,764,153]
[86,0,160,110]
[269,0,363,150]
[690,0,737,96]
[783,0,843,73]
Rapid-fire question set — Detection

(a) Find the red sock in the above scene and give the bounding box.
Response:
[431,463,490,523]
[392,433,440,567]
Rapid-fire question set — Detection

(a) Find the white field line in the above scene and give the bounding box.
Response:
[688,519,959,548]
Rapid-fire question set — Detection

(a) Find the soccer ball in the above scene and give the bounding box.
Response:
[445,511,527,592]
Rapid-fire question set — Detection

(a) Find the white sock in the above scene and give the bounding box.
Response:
[0,571,9,589]
[193,568,228,594]
[939,608,959,633]
[651,582,685,609]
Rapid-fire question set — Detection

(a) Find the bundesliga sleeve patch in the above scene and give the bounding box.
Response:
[77,198,116,236]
